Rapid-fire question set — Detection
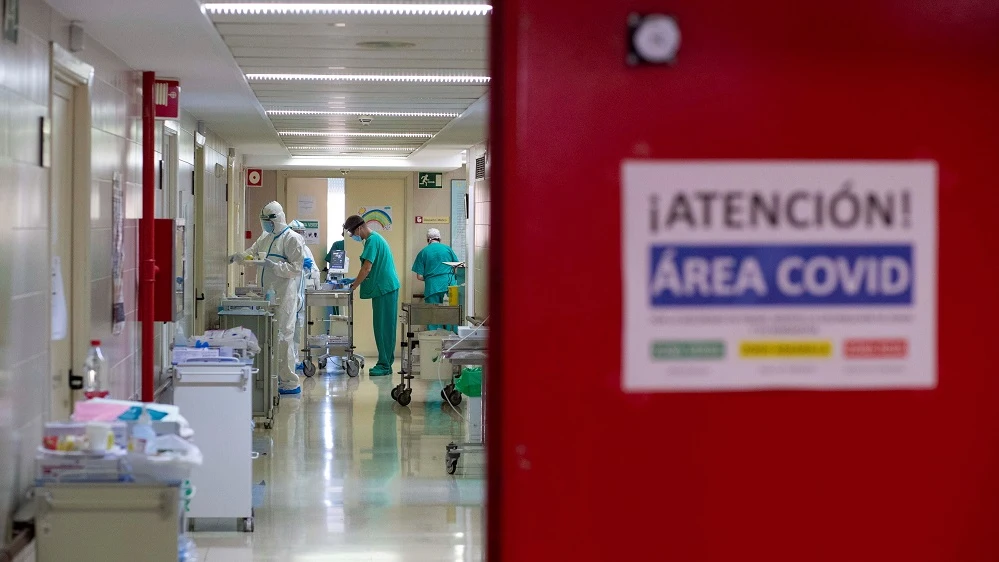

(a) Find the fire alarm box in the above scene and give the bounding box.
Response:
[154,218,186,322]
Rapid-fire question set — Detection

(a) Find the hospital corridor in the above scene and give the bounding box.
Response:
[3,0,999,561]
[192,363,485,561]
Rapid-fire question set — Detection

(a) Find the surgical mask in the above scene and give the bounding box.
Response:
[351,234,362,242]
[262,221,275,233]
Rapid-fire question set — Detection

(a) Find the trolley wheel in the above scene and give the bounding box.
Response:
[447,390,463,406]
[263,421,273,430]
[391,385,403,401]
[398,389,413,407]
[239,516,254,532]
[440,388,448,401]
[446,454,459,475]
[346,358,360,378]
[303,360,316,378]
[319,357,328,370]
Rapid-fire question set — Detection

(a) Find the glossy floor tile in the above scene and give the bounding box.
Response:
[192,361,485,561]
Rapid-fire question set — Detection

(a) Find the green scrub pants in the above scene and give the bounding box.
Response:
[424,292,445,331]
[370,290,399,376]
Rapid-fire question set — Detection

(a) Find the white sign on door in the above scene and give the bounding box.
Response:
[622,161,937,392]
[297,195,316,217]
[299,220,321,244]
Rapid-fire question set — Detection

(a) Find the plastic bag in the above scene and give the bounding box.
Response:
[454,367,482,397]
[128,435,203,483]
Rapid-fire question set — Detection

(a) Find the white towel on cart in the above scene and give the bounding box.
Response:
[193,327,261,355]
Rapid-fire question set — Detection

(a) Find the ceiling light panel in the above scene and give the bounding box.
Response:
[204,2,489,159]
[248,73,489,84]
[279,131,434,138]
[268,110,460,118]
[287,146,416,151]
[203,4,493,16]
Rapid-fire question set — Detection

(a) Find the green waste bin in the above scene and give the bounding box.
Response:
[454,366,482,397]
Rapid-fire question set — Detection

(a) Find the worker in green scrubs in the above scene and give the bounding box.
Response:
[344,215,400,376]
[412,228,458,330]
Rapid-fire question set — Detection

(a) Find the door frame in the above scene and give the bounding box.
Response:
[159,121,180,379]
[49,42,93,415]
[193,137,206,334]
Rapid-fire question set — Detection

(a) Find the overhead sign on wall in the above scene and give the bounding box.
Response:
[246,168,263,187]
[418,172,443,188]
[299,220,321,243]
[154,79,181,119]
[622,161,937,392]
[415,216,449,224]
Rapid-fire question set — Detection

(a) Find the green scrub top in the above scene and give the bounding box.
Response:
[325,239,345,264]
[412,242,459,297]
[359,232,400,299]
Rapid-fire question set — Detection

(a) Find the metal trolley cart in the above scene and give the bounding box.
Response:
[441,333,487,475]
[302,288,363,378]
[393,302,464,406]
[219,297,278,429]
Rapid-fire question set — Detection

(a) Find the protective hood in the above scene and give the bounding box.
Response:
[261,201,290,233]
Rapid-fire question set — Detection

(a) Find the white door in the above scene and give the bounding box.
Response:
[50,78,76,418]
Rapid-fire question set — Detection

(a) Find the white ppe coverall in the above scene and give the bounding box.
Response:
[231,201,305,392]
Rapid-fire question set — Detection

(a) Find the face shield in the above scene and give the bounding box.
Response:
[260,210,279,233]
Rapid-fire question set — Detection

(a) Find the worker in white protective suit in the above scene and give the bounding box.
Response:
[290,219,322,366]
[229,201,305,395]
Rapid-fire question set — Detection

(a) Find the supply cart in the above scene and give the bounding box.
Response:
[172,357,255,532]
[394,302,464,406]
[33,414,200,561]
[302,288,363,378]
[219,297,278,429]
[441,332,487,475]
[35,483,184,561]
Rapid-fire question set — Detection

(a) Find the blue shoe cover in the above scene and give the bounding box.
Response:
[279,386,302,395]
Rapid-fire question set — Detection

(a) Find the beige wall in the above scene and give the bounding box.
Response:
[345,177,408,356]
[407,170,464,298]
[238,169,279,289]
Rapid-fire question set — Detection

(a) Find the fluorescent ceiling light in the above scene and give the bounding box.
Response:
[287,146,416,151]
[279,131,434,138]
[203,4,493,16]
[248,73,490,84]
[268,110,460,118]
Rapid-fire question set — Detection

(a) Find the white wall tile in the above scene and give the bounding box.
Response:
[0,1,236,537]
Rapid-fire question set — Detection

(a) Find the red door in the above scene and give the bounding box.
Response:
[490,1,999,560]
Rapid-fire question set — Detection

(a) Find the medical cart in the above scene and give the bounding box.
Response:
[441,332,487,475]
[172,358,255,532]
[219,297,279,429]
[302,289,362,378]
[34,483,184,561]
[394,302,464,407]
[301,249,363,378]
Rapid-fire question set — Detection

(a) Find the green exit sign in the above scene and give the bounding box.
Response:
[418,172,443,188]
